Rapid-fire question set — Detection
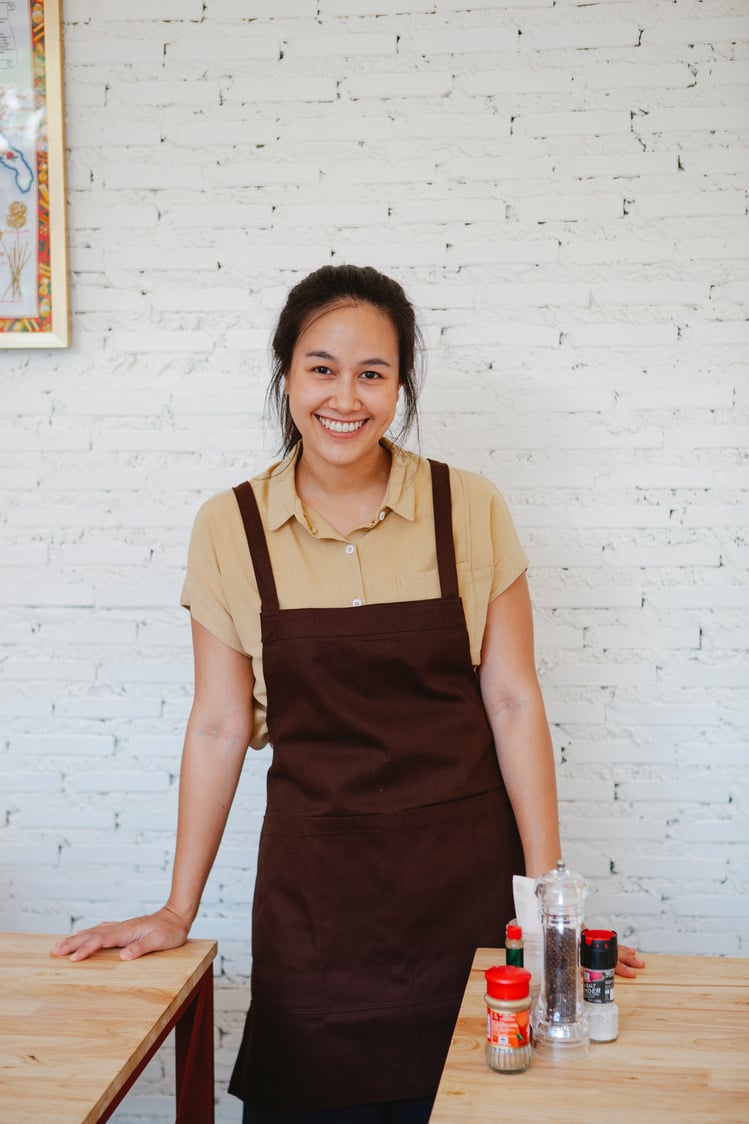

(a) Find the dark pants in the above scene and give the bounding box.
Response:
[242,1097,435,1124]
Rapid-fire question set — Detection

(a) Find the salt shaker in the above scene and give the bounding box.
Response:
[581,928,619,1042]
[532,859,589,1060]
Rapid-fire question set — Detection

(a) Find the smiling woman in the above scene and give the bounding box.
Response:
[50,264,641,1124]
[285,301,402,534]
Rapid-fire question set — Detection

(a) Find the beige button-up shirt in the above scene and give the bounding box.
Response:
[181,442,528,748]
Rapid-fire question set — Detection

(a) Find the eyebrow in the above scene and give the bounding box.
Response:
[305,349,393,368]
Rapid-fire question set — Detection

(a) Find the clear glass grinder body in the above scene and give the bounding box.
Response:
[532,859,590,1060]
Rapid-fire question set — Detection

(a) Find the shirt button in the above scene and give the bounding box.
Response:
[345,544,355,554]
[378,511,386,521]
[352,598,363,607]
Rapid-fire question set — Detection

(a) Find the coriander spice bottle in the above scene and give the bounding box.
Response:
[484,965,533,1074]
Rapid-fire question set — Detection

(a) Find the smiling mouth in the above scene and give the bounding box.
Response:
[316,415,367,434]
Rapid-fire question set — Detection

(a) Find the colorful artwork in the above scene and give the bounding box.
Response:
[0,0,68,347]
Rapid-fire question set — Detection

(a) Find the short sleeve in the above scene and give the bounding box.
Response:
[180,496,246,654]
[449,466,528,666]
[486,482,529,602]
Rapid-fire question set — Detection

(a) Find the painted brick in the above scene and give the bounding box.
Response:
[209,0,311,14]
[113,331,215,353]
[401,28,519,54]
[533,585,642,609]
[284,116,394,141]
[679,149,749,175]
[405,114,511,139]
[547,663,656,687]
[285,32,397,57]
[702,60,749,85]
[67,122,164,147]
[683,322,749,346]
[117,81,222,107]
[9,735,115,755]
[515,111,631,137]
[321,0,433,13]
[165,35,281,61]
[564,239,673,264]
[444,156,552,180]
[444,323,560,347]
[460,68,571,94]
[447,240,559,264]
[227,76,338,103]
[592,281,708,306]
[642,17,749,46]
[65,39,166,65]
[581,63,694,90]
[169,204,273,228]
[344,72,453,99]
[562,152,677,179]
[642,105,747,133]
[524,21,640,51]
[632,191,745,219]
[95,0,204,15]
[565,323,678,347]
[438,0,552,7]
[333,159,436,183]
[513,194,623,221]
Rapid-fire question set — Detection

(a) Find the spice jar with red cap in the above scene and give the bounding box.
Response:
[484,965,533,1073]
[581,929,619,1042]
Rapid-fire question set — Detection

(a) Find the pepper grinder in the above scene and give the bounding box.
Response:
[532,859,589,1060]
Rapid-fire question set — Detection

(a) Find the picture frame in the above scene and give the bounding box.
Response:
[0,0,69,348]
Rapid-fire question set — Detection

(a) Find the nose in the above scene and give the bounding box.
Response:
[330,373,360,413]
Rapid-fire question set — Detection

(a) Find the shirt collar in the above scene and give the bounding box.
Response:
[265,439,417,533]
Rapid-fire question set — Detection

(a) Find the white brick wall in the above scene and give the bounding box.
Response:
[2,0,747,1118]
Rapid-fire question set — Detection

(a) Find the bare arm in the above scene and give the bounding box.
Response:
[51,620,254,961]
[478,572,561,879]
[480,578,646,976]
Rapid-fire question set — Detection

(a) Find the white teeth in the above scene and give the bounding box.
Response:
[318,416,365,433]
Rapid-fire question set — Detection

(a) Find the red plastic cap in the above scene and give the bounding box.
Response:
[506,923,522,941]
[582,929,616,945]
[485,965,531,1000]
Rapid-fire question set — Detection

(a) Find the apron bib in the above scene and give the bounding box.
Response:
[228,460,524,1109]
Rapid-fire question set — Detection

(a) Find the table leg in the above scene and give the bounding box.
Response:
[175,964,215,1124]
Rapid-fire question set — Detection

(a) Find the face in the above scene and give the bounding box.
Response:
[285,301,401,472]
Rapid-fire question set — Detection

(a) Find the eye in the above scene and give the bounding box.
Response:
[360,370,382,380]
[312,365,332,375]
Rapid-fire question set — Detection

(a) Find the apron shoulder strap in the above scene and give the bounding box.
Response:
[232,481,280,612]
[427,459,459,600]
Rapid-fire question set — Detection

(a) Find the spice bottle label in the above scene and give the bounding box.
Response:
[582,967,614,1003]
[486,1008,530,1049]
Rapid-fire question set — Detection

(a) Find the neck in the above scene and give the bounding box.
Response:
[295,442,391,500]
[294,443,392,536]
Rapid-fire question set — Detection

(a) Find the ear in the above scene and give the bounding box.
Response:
[283,373,289,396]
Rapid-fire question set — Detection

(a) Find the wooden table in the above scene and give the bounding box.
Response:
[432,948,749,1124]
[0,932,217,1123]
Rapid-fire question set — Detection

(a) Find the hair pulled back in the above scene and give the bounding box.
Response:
[267,264,423,455]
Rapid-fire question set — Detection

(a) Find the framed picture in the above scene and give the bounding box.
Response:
[0,0,69,347]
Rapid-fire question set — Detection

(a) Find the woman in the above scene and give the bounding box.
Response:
[52,266,643,1122]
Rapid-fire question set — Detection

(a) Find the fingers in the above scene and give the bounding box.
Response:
[615,943,646,977]
[50,921,139,962]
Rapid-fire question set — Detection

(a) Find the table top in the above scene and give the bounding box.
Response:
[0,931,217,1124]
[432,949,749,1124]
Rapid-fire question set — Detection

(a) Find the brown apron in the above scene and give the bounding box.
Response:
[228,459,524,1110]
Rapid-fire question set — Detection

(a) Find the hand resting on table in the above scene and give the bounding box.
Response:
[616,943,646,978]
[50,905,189,962]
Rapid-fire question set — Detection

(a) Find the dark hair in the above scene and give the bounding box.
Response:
[266,264,424,455]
